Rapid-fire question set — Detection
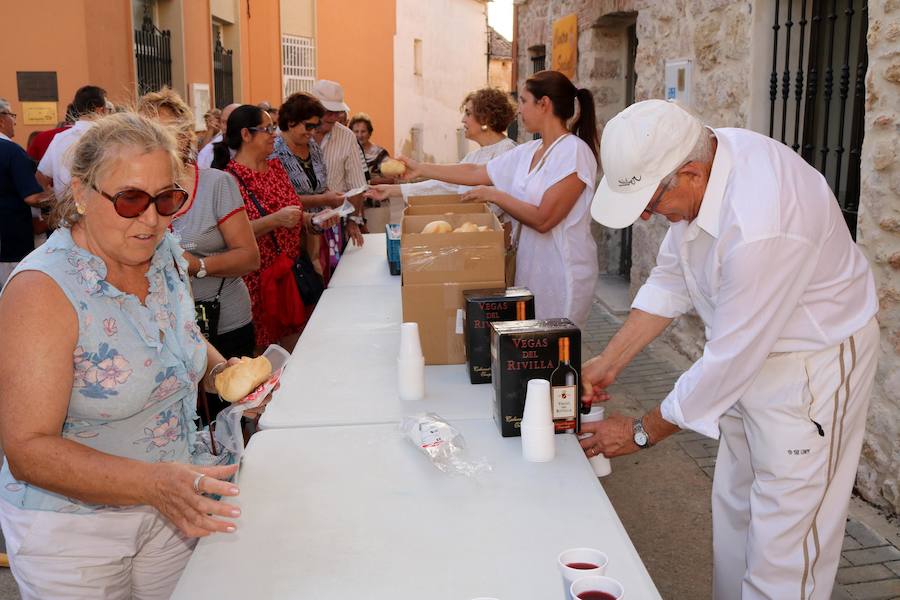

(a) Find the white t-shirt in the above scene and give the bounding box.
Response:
[37,120,94,197]
[196,133,223,169]
[487,134,599,328]
[632,128,878,438]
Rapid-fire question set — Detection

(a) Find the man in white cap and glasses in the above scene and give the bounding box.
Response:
[310,79,365,254]
[580,99,879,599]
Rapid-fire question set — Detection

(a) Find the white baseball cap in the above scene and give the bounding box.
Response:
[311,79,350,113]
[591,100,704,229]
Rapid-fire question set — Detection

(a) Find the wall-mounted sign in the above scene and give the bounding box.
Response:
[552,14,578,80]
[16,72,58,102]
[21,102,58,126]
[190,83,211,131]
[665,59,693,107]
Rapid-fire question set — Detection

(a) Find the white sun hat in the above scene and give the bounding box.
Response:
[311,80,350,113]
[591,99,704,229]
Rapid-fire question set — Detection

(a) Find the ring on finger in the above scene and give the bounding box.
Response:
[192,472,207,495]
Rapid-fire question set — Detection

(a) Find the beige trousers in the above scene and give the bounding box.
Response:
[712,318,879,599]
[0,500,196,600]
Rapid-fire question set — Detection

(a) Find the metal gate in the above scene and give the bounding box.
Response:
[134,13,172,96]
[768,0,868,237]
[213,33,234,109]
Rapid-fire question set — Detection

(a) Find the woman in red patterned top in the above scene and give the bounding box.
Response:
[211,105,335,351]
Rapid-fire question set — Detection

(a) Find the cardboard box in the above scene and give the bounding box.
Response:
[400,212,504,285]
[407,194,462,207]
[463,288,535,385]
[402,280,505,364]
[490,319,582,437]
[403,203,491,217]
[385,224,401,276]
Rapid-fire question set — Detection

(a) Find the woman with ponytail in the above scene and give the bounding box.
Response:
[397,71,599,327]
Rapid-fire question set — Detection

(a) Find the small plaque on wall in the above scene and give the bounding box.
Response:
[16,72,59,102]
[22,102,58,126]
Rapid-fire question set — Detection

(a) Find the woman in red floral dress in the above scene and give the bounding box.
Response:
[211,105,331,351]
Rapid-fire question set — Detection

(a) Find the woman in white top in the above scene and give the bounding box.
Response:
[366,88,517,204]
[398,71,600,328]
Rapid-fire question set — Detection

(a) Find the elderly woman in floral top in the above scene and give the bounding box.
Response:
[0,113,256,599]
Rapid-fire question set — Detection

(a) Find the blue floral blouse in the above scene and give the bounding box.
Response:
[0,228,215,514]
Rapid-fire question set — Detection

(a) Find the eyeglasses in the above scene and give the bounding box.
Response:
[92,184,189,218]
[301,121,321,131]
[248,125,278,135]
[0,111,16,119]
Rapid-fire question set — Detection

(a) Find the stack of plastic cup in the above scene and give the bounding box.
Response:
[520,379,555,462]
[578,405,612,477]
[398,322,425,401]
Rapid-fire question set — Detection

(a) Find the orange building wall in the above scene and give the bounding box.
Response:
[316,0,396,154]
[0,0,133,148]
[183,0,214,106]
[241,0,284,105]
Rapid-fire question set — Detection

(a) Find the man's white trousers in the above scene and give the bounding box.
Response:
[712,317,879,600]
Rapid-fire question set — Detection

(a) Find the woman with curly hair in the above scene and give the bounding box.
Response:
[365,87,517,204]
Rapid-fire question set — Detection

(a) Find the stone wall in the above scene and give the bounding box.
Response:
[515,0,900,514]
[854,0,900,515]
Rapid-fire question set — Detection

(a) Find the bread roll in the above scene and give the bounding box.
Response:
[214,356,273,403]
[421,220,453,234]
[453,222,479,233]
[477,225,490,232]
[380,158,406,177]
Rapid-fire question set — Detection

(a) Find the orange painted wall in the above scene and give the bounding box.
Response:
[241,0,283,105]
[183,0,214,103]
[316,0,396,154]
[0,0,133,148]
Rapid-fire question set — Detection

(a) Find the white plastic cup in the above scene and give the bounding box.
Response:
[521,379,554,462]
[558,548,610,599]
[578,406,612,477]
[397,355,425,401]
[521,379,553,426]
[570,575,624,600]
[399,322,423,358]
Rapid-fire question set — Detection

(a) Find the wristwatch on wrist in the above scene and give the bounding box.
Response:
[196,258,208,279]
[349,215,366,226]
[633,417,651,449]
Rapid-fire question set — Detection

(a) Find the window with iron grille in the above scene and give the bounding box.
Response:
[213,26,234,109]
[134,3,172,95]
[282,34,316,99]
[766,0,868,237]
[530,47,546,74]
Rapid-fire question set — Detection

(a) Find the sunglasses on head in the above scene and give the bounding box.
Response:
[92,184,189,218]
[248,124,278,135]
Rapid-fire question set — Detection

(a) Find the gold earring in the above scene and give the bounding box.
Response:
[76,203,86,215]
[480,124,488,132]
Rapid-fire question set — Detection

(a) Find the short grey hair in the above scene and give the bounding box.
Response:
[658,129,716,190]
[0,98,10,113]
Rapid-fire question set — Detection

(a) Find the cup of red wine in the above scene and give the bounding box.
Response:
[570,575,624,600]
[557,548,609,600]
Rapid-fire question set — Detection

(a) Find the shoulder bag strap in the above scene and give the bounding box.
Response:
[228,167,283,254]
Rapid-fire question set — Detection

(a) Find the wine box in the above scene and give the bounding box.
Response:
[463,287,535,384]
[490,319,582,438]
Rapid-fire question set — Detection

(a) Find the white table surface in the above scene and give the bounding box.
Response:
[172,421,662,600]
[301,284,402,336]
[327,233,398,289]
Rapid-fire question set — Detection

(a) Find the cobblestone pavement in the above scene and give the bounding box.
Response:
[583,299,900,600]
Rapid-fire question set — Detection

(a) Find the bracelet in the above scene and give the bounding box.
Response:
[206,361,227,388]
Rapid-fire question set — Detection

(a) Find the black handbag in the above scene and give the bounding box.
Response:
[230,168,326,307]
[195,278,225,343]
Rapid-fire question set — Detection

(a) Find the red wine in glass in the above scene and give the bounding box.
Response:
[577,592,618,600]
[566,562,599,570]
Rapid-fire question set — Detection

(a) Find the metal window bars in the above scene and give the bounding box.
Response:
[282,35,316,99]
[213,31,234,109]
[134,10,172,96]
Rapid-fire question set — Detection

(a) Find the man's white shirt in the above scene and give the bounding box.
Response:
[37,120,94,195]
[196,133,224,169]
[632,128,877,438]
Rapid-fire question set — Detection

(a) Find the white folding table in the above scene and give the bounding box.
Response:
[327,233,398,289]
[172,422,662,600]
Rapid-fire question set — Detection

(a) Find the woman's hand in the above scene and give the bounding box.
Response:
[346,221,365,247]
[581,354,616,406]
[462,186,502,205]
[365,185,392,202]
[146,462,242,538]
[274,206,304,229]
[305,211,340,232]
[183,252,202,276]
[395,156,422,181]
[578,413,640,458]
[242,383,278,420]
[321,190,344,208]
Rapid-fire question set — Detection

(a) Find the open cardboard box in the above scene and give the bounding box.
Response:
[403,202,491,217]
[407,194,463,207]
[400,212,504,285]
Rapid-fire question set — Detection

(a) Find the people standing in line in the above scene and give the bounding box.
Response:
[0,112,261,599]
[581,100,879,600]
[197,103,240,169]
[211,105,335,352]
[196,108,222,152]
[37,86,108,199]
[395,71,600,328]
[366,87,517,206]
[138,90,260,418]
[0,98,49,289]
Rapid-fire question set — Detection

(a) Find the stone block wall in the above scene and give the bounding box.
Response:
[515,0,900,514]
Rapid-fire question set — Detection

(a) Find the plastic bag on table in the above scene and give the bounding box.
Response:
[399,413,491,477]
